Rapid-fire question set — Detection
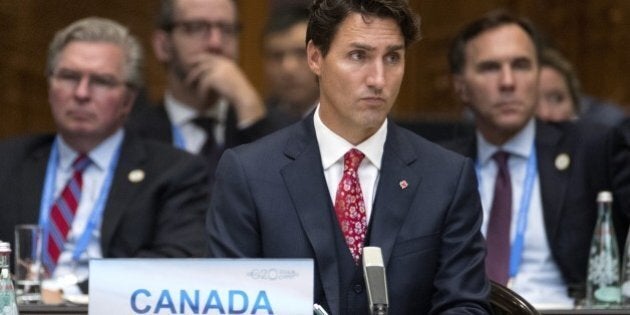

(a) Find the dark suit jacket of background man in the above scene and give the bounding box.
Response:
[442,119,619,298]
[207,115,492,314]
[126,101,285,153]
[0,131,210,265]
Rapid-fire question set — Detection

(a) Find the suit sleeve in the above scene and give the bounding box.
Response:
[431,158,492,314]
[134,154,210,258]
[611,121,630,239]
[207,148,262,257]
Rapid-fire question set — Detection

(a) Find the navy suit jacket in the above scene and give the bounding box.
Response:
[0,131,210,262]
[442,120,615,298]
[126,101,283,150]
[207,116,492,314]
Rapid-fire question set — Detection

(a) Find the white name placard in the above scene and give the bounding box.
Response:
[89,258,313,315]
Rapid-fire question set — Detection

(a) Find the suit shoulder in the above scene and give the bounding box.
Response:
[125,103,171,142]
[137,136,204,165]
[539,119,612,146]
[395,125,471,165]
[231,121,301,155]
[0,133,54,150]
[0,134,54,158]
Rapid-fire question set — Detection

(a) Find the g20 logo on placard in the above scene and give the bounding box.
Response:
[129,289,274,314]
[246,269,298,281]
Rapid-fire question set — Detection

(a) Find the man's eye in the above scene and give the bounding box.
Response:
[184,22,207,34]
[91,76,118,88]
[349,51,365,61]
[513,59,532,70]
[58,72,81,82]
[477,63,500,73]
[385,53,401,64]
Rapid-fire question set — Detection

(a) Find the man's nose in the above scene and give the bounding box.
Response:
[73,76,92,100]
[203,28,225,55]
[366,61,386,91]
[499,66,515,90]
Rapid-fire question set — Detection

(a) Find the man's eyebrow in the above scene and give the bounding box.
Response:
[349,42,375,51]
[348,42,405,52]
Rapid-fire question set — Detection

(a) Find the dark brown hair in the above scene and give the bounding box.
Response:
[306,0,421,57]
[448,9,542,74]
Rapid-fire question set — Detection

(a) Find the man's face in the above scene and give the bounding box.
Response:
[536,66,576,122]
[48,41,134,145]
[454,24,539,143]
[163,0,239,79]
[308,13,405,144]
[264,21,318,109]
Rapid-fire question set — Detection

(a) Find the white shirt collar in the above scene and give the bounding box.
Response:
[313,104,387,170]
[164,92,228,126]
[476,118,536,165]
[56,128,125,171]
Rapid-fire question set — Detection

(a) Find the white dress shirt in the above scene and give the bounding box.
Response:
[313,105,386,222]
[43,129,124,294]
[476,118,574,308]
[164,92,228,153]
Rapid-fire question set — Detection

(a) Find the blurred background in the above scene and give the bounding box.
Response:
[1,0,629,138]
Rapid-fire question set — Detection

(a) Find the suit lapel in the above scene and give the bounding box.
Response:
[155,104,174,144]
[368,124,421,265]
[99,133,147,254]
[280,119,342,315]
[536,122,569,242]
[19,140,54,224]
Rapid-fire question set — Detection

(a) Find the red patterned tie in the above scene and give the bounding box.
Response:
[44,154,91,273]
[334,149,367,264]
[485,151,512,285]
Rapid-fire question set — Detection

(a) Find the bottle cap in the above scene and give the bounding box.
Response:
[597,191,613,203]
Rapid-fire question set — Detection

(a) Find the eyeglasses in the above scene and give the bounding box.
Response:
[167,20,241,39]
[51,69,129,94]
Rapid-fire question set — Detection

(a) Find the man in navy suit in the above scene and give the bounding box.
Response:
[444,10,614,307]
[207,1,491,314]
[0,17,209,297]
[127,0,283,188]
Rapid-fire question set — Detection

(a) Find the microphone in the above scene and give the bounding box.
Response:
[362,246,388,315]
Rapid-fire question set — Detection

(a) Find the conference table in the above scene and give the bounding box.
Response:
[19,304,87,315]
[17,304,630,315]
[541,309,629,315]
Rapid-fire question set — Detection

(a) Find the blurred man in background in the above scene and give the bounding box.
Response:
[263,6,319,124]
[0,17,209,298]
[127,0,280,187]
[446,10,614,308]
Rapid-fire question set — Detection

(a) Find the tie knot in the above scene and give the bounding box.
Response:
[344,148,365,172]
[72,154,91,172]
[492,151,510,168]
[191,116,216,134]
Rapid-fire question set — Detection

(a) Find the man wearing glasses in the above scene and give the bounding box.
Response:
[128,0,281,187]
[0,17,209,299]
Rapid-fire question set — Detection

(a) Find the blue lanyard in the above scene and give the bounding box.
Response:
[476,144,538,279]
[171,124,186,150]
[38,139,122,262]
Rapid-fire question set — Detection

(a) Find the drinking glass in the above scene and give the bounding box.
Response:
[14,224,42,304]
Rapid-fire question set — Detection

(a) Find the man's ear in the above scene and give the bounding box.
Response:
[452,74,470,104]
[122,89,138,116]
[152,30,171,63]
[306,40,322,76]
